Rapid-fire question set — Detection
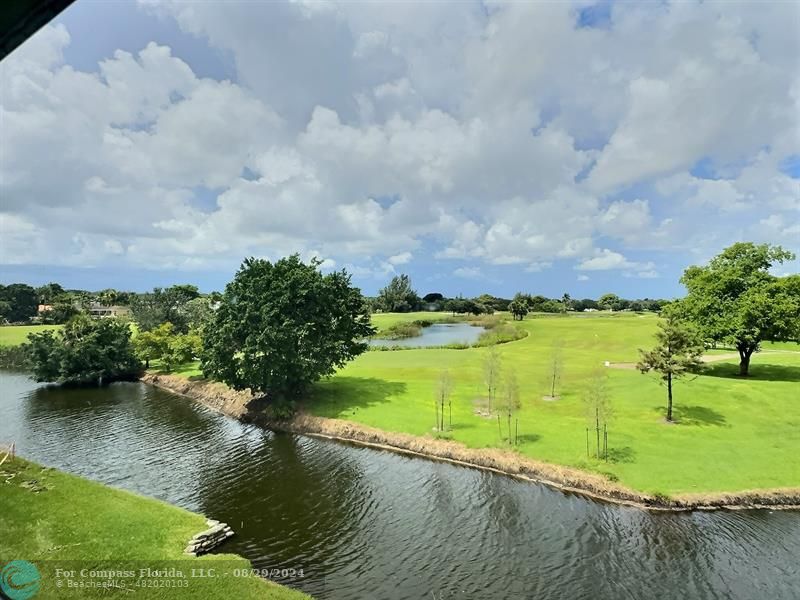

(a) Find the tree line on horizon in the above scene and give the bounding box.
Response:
[368,273,669,316]
[2,277,666,326]
[2,242,798,397]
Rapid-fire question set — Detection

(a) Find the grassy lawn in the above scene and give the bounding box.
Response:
[0,456,309,599]
[0,325,62,346]
[304,312,800,497]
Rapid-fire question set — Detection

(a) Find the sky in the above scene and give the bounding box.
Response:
[1,0,798,298]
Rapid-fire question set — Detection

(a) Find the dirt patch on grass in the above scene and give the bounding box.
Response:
[143,372,800,512]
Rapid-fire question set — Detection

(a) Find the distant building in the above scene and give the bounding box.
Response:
[37,304,54,314]
[88,303,131,319]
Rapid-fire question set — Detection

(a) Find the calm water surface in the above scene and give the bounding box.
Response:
[1,371,798,599]
[370,323,485,347]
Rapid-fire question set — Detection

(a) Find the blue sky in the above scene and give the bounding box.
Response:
[1,1,798,297]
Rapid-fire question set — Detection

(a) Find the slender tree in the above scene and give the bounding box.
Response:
[583,369,612,459]
[436,370,453,431]
[546,339,563,399]
[637,317,704,422]
[482,346,501,413]
[561,293,571,313]
[501,372,520,445]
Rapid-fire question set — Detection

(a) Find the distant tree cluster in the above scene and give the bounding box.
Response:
[129,284,203,333]
[371,275,501,315]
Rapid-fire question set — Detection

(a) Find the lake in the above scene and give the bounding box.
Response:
[1,371,798,599]
[370,322,485,348]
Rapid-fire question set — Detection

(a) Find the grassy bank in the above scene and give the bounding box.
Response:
[308,312,800,497]
[0,456,309,599]
[159,312,799,498]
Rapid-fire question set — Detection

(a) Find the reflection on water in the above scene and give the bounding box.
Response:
[1,371,798,599]
[369,322,485,348]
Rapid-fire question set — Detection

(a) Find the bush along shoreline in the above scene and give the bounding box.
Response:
[141,372,800,513]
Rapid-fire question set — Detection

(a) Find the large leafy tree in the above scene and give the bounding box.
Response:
[134,322,202,372]
[0,283,38,323]
[27,314,141,384]
[637,317,704,422]
[675,242,799,376]
[202,255,375,398]
[376,274,421,312]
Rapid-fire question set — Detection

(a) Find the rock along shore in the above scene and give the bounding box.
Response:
[142,372,800,513]
[184,519,235,556]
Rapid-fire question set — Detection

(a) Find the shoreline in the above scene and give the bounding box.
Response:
[142,372,800,513]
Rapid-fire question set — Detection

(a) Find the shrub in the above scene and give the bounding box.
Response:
[473,324,527,347]
[380,322,423,339]
[0,344,31,370]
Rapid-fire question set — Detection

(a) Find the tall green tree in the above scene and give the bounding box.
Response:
[561,292,571,313]
[36,282,65,304]
[376,274,421,312]
[202,255,375,399]
[133,322,202,371]
[98,288,119,306]
[675,242,799,376]
[0,283,38,322]
[637,317,704,422]
[27,314,140,384]
[509,293,529,320]
[133,322,174,369]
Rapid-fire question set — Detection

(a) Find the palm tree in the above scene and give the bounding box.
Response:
[561,293,571,313]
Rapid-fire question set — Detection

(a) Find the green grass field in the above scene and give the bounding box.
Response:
[308,312,800,497]
[0,456,308,599]
[0,324,61,346]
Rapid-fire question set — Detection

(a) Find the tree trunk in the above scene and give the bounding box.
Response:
[666,372,673,422]
[738,345,753,376]
[595,407,600,458]
[586,427,589,458]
